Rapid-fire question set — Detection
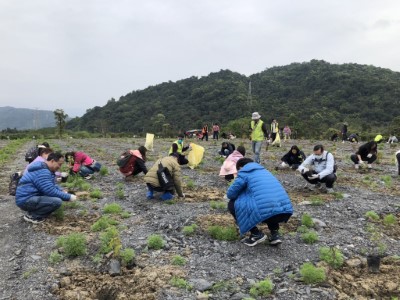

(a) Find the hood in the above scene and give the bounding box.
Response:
[130,149,143,160]
[27,161,48,173]
[238,162,265,174]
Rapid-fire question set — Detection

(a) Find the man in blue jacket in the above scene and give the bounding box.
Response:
[227,158,293,247]
[16,152,77,224]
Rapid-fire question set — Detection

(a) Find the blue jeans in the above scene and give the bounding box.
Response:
[79,165,95,177]
[18,196,62,219]
[252,141,263,163]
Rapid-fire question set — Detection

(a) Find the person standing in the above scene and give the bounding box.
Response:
[283,125,291,141]
[249,112,268,164]
[350,141,378,170]
[212,123,220,140]
[341,123,348,143]
[201,124,209,141]
[396,150,400,175]
[298,144,337,193]
[16,152,77,224]
[227,158,293,246]
[270,119,279,142]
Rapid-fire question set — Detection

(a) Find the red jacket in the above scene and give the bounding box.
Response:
[119,150,147,176]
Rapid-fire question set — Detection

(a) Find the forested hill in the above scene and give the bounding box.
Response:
[66,60,400,138]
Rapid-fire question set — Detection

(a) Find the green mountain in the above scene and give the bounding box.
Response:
[0,107,56,130]
[66,60,400,138]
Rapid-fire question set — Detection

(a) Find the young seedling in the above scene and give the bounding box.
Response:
[249,278,274,298]
[207,225,238,241]
[120,248,135,266]
[365,211,380,221]
[147,234,165,250]
[301,230,319,244]
[170,277,192,290]
[56,233,87,257]
[182,224,198,235]
[301,213,314,228]
[300,262,326,284]
[171,255,186,266]
[103,203,123,214]
[319,246,344,269]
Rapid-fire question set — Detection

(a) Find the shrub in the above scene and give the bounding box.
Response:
[120,248,135,266]
[48,251,63,264]
[319,247,344,269]
[53,205,65,221]
[208,225,238,241]
[116,189,125,199]
[182,224,198,235]
[90,189,103,199]
[120,211,131,219]
[170,277,192,290]
[91,216,117,231]
[249,278,274,297]
[210,201,227,210]
[57,233,87,257]
[301,213,314,228]
[365,211,379,221]
[100,226,121,255]
[383,214,397,226]
[171,255,186,266]
[103,203,123,214]
[300,262,326,284]
[147,234,164,250]
[99,166,109,176]
[301,230,319,244]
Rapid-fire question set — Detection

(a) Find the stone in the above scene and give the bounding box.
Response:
[189,278,213,291]
[109,259,121,276]
[345,258,362,268]
[59,277,71,287]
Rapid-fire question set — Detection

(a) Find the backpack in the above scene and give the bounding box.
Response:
[117,151,132,168]
[25,146,39,162]
[9,172,22,196]
[157,161,174,191]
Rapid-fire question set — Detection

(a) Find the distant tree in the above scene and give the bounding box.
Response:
[54,109,68,138]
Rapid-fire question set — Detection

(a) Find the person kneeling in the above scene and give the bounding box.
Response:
[227,158,293,247]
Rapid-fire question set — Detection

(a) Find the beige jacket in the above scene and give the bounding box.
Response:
[144,156,183,197]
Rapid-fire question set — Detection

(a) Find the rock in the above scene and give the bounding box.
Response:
[59,277,71,287]
[109,259,121,276]
[59,268,72,276]
[384,281,398,292]
[230,292,250,300]
[195,291,209,300]
[30,255,41,260]
[345,258,362,268]
[50,283,59,293]
[298,201,312,205]
[312,218,327,229]
[189,278,213,291]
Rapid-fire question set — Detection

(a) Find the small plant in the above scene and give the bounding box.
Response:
[53,205,65,221]
[57,233,87,257]
[210,201,226,210]
[383,214,397,226]
[301,213,314,228]
[100,226,121,255]
[300,262,326,284]
[273,267,283,275]
[64,201,81,209]
[170,276,192,290]
[186,179,195,189]
[182,224,198,235]
[120,211,131,219]
[91,216,118,231]
[301,230,319,244]
[103,203,123,214]
[90,189,103,199]
[116,189,125,199]
[310,196,324,206]
[171,255,186,266]
[297,225,309,233]
[366,224,387,256]
[319,246,344,269]
[120,248,135,266]
[365,210,379,221]
[99,166,109,176]
[92,253,103,264]
[207,225,238,241]
[380,175,392,187]
[249,278,274,298]
[22,267,38,279]
[48,251,64,264]
[147,234,164,250]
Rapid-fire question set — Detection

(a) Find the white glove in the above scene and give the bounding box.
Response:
[359,160,366,165]
[180,193,185,198]
[70,194,77,201]
[281,162,288,167]
[300,167,309,174]
[308,174,319,180]
[367,153,373,158]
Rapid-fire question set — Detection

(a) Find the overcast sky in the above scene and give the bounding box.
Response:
[1,0,400,117]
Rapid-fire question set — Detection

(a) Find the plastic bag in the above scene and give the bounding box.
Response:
[187,143,204,169]
[145,133,154,151]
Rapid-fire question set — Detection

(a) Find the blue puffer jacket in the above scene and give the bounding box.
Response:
[16,161,71,207]
[227,162,293,235]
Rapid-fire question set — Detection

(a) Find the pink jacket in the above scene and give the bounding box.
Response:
[72,151,94,173]
[219,150,244,176]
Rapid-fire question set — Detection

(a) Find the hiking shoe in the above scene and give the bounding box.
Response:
[84,174,92,180]
[355,164,359,169]
[242,233,266,247]
[269,232,282,245]
[161,192,174,201]
[23,214,44,224]
[146,190,154,200]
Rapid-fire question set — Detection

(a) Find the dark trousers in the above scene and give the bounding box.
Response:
[397,153,400,175]
[301,172,337,188]
[271,132,277,141]
[228,199,291,234]
[213,131,219,140]
[178,154,188,165]
[224,174,234,182]
[201,133,208,141]
[350,154,377,164]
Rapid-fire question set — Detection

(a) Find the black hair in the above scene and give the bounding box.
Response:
[237,145,246,156]
[40,148,53,156]
[138,146,147,160]
[221,142,228,147]
[42,142,50,148]
[64,151,75,162]
[47,152,64,162]
[236,157,253,171]
[313,144,324,152]
[171,143,178,153]
[290,145,300,152]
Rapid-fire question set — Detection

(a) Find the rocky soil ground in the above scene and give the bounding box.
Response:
[0,137,399,300]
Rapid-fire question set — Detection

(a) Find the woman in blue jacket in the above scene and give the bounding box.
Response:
[227,158,293,247]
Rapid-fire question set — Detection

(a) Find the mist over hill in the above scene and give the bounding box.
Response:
[0,107,56,130]
[64,60,400,138]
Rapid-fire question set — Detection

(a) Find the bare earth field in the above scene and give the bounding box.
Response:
[0,137,399,300]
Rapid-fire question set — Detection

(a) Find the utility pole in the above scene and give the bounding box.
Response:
[247,81,252,108]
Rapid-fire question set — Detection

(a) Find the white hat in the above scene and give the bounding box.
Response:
[252,112,261,120]
[37,145,47,149]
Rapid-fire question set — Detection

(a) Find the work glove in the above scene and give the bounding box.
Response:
[281,162,288,167]
[308,174,319,180]
[367,153,373,158]
[70,194,77,201]
[180,193,185,198]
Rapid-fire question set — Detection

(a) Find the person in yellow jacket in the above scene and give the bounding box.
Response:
[270,119,279,142]
[144,153,185,200]
[168,134,190,165]
[374,134,383,144]
[249,112,268,163]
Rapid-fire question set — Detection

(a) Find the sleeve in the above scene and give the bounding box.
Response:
[281,152,290,162]
[172,163,184,197]
[262,123,268,137]
[226,174,247,200]
[317,153,334,179]
[136,158,148,174]
[298,155,314,172]
[35,171,71,201]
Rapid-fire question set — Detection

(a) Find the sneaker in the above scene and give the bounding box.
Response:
[355,164,359,169]
[242,233,267,247]
[84,174,92,180]
[367,164,372,169]
[161,192,174,201]
[146,191,154,200]
[23,214,44,224]
[326,188,335,194]
[269,232,282,245]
